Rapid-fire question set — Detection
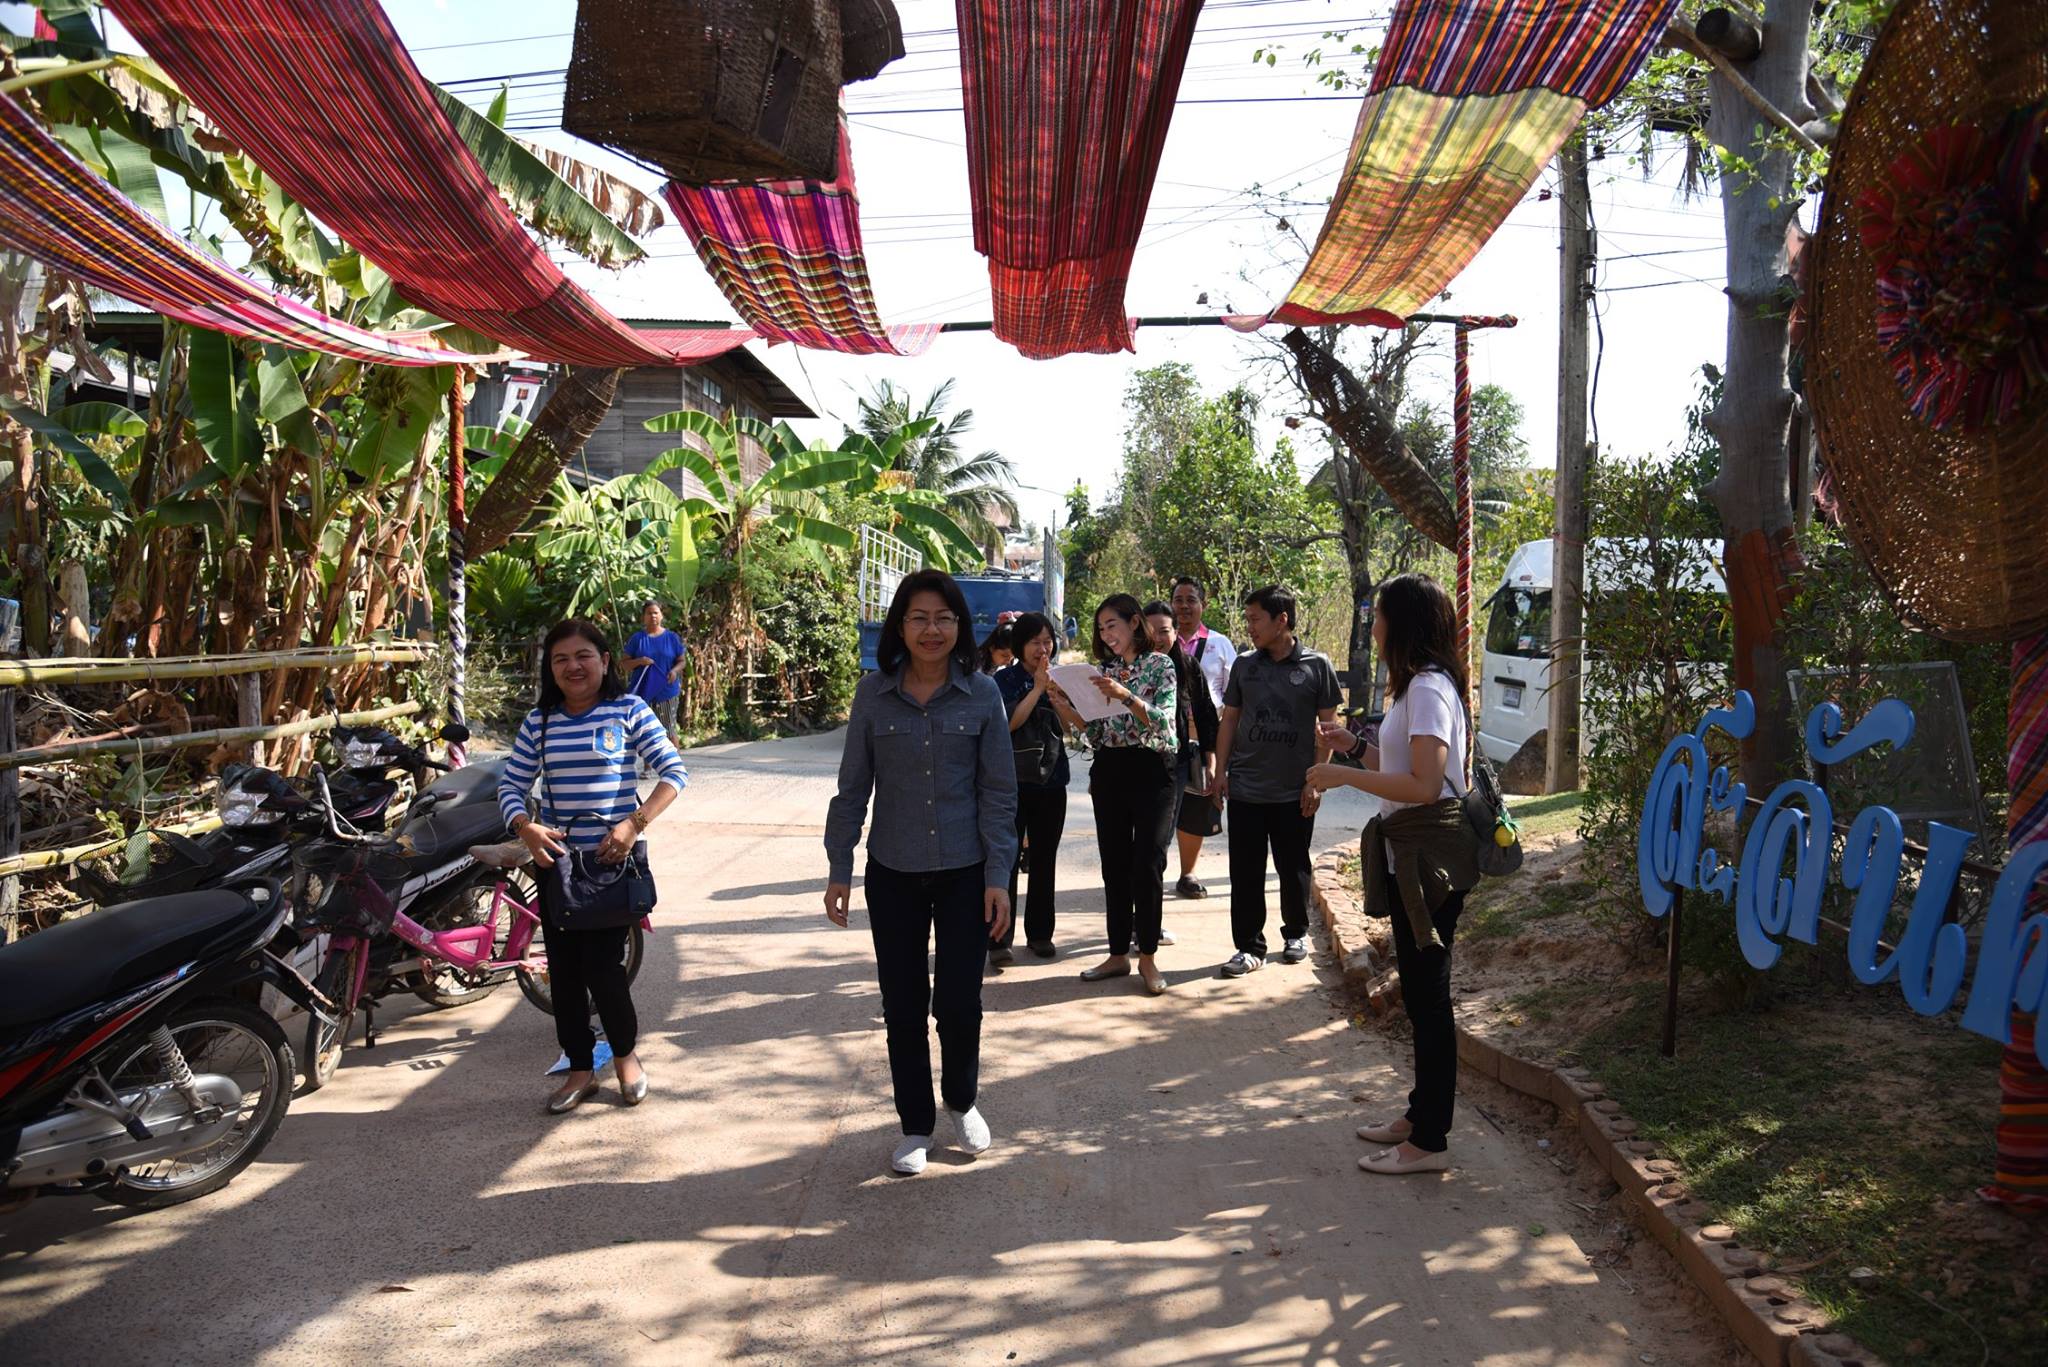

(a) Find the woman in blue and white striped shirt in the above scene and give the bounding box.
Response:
[500,619,688,1114]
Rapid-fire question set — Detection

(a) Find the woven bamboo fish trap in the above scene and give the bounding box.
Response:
[838,0,905,84]
[563,0,844,185]
[1805,0,2048,642]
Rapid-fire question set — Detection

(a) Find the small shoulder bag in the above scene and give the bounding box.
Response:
[536,710,658,930]
[1451,687,1523,877]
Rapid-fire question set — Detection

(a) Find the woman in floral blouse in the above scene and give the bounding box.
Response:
[1079,593,1181,995]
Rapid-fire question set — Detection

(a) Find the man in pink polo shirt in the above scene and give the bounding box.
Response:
[1168,576,1238,897]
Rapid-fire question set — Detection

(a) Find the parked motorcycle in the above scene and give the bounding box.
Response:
[285,755,522,1089]
[69,713,450,909]
[0,876,319,1212]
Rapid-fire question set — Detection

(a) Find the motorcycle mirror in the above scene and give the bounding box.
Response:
[438,723,471,744]
[321,685,338,710]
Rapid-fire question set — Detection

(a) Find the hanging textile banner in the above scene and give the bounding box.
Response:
[662,129,938,357]
[0,94,492,367]
[955,0,1203,359]
[631,328,763,362]
[1250,0,1678,330]
[107,0,685,369]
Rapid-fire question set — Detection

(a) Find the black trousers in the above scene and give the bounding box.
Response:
[866,860,987,1136]
[1226,799,1316,957]
[1090,747,1176,956]
[1386,870,1466,1152]
[999,782,1068,948]
[547,922,638,1072]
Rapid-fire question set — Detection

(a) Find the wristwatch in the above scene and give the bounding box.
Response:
[629,809,652,833]
[510,814,532,834]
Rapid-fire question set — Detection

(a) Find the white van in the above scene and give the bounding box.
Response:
[1477,537,1728,769]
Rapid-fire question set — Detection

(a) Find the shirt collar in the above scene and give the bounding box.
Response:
[1176,623,1209,646]
[880,661,972,697]
[1257,638,1305,666]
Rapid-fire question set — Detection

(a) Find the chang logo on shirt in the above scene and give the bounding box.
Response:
[594,722,625,757]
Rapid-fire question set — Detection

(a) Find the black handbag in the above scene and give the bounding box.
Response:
[536,713,659,931]
[1010,691,1065,787]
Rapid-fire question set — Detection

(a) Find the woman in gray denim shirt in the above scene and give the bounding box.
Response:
[824,570,1018,1176]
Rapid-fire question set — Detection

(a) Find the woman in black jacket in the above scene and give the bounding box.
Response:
[990,612,1084,963]
[1145,601,1218,940]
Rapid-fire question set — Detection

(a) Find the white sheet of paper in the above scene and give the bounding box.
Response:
[1049,663,1129,723]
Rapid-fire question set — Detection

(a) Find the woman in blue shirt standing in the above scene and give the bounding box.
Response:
[621,599,688,742]
[825,570,1018,1176]
[500,619,689,1114]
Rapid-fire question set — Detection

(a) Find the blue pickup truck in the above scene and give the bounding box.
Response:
[858,570,1057,672]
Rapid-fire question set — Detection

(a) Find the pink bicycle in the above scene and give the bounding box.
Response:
[294,836,647,1090]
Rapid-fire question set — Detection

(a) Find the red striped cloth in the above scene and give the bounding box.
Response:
[663,129,937,357]
[107,0,682,368]
[1372,0,1678,104]
[1250,0,1676,331]
[0,92,494,366]
[631,329,761,362]
[955,0,1202,359]
[1985,629,2048,1211]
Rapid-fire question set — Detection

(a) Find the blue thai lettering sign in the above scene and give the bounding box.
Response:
[1639,691,2048,1066]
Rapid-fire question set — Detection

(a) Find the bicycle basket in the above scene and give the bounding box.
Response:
[289,844,399,937]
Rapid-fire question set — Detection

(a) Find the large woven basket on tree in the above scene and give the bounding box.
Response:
[564,0,844,184]
[1805,0,2048,642]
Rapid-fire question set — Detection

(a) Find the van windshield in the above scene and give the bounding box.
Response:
[1484,589,1551,659]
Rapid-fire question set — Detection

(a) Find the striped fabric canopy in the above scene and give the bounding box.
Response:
[0,93,492,366]
[107,0,689,368]
[955,0,1202,359]
[1254,0,1678,329]
[663,130,939,357]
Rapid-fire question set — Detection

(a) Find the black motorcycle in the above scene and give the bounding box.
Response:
[69,719,445,908]
[0,876,322,1212]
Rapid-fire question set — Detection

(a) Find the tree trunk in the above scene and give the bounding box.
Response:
[4,418,47,656]
[468,366,625,557]
[1547,136,1594,794]
[1282,329,1457,552]
[1700,0,1816,789]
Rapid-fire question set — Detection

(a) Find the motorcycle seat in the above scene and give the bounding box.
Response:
[398,802,506,865]
[419,757,507,812]
[0,889,273,1029]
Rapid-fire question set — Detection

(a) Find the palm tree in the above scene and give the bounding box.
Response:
[852,379,1021,560]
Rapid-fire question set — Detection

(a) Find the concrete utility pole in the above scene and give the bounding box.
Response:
[1546,136,1594,794]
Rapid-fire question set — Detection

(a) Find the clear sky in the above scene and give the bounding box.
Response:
[90,0,1736,533]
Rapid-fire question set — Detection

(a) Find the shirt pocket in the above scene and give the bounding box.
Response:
[937,712,985,766]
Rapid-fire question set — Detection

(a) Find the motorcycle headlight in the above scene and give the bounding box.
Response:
[218,785,284,829]
[340,739,392,770]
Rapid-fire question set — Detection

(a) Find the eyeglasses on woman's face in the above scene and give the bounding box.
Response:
[906,612,959,632]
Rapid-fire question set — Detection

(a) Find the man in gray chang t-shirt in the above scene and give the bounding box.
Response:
[1213,585,1342,975]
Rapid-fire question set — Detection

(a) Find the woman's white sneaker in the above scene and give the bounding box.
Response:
[891,1135,932,1175]
[948,1105,992,1156]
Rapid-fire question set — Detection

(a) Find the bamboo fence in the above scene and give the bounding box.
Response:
[0,644,439,932]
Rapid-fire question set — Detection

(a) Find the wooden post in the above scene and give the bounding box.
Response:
[238,675,264,768]
[0,687,16,945]
[1453,325,1475,704]
[445,375,468,768]
[1547,136,1594,795]
[1661,887,1683,1059]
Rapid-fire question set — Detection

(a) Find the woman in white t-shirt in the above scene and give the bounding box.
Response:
[1306,573,1473,1175]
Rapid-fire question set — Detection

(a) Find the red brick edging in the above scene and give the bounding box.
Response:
[1311,849,1885,1367]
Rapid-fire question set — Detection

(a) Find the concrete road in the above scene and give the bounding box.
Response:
[1,733,1727,1366]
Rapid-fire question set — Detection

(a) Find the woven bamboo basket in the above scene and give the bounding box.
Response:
[1805,0,2048,642]
[839,0,904,84]
[563,0,843,185]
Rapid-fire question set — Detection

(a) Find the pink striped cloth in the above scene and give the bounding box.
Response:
[663,129,938,357]
[107,0,692,368]
[0,92,496,366]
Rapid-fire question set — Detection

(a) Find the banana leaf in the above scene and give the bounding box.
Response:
[0,395,133,507]
[186,330,259,480]
[429,84,651,269]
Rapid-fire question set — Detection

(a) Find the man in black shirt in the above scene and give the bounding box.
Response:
[1213,585,1341,976]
